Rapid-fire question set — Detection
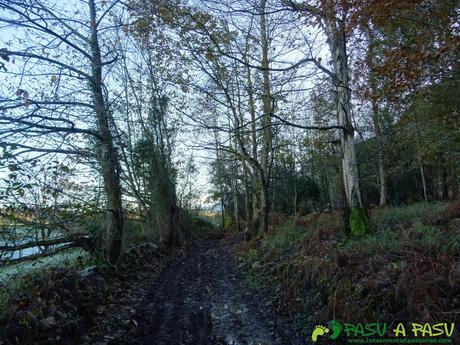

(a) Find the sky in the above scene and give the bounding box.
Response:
[0,0,337,210]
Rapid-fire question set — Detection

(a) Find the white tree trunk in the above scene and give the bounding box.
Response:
[324,19,363,211]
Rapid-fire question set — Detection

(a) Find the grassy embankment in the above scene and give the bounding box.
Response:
[0,211,219,308]
[237,202,460,337]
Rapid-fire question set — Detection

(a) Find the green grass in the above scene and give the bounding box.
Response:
[262,219,308,252]
[123,218,156,245]
[370,201,448,231]
[336,202,451,255]
[0,248,89,308]
[238,248,264,289]
[242,202,452,258]
[190,215,218,238]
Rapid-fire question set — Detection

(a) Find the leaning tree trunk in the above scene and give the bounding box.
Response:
[214,134,226,230]
[324,18,369,235]
[419,163,429,202]
[89,0,124,263]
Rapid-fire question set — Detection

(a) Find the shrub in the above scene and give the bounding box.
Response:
[123,218,154,247]
[189,215,218,239]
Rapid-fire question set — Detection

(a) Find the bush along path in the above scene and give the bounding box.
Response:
[0,243,173,345]
[114,236,304,345]
[237,203,460,345]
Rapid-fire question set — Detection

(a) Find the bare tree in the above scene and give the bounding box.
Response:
[284,0,369,234]
[0,0,125,262]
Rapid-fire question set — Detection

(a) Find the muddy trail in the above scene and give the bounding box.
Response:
[116,238,304,345]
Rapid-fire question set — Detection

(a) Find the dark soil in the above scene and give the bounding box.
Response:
[114,237,304,345]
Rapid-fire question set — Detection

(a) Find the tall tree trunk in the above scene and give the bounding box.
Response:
[245,40,260,235]
[413,108,428,203]
[230,161,240,232]
[214,131,226,230]
[166,196,181,247]
[372,103,387,206]
[234,70,252,237]
[271,174,276,213]
[242,159,251,239]
[366,30,387,206]
[221,196,225,230]
[89,0,123,263]
[440,154,449,200]
[377,146,387,205]
[452,172,458,200]
[419,163,428,202]
[260,182,269,234]
[293,177,298,217]
[324,18,368,235]
[448,157,458,200]
[259,0,272,234]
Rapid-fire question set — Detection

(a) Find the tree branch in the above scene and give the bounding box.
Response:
[1,50,91,79]
[272,114,344,131]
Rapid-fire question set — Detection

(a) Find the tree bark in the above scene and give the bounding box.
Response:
[293,178,298,217]
[259,0,272,234]
[366,30,387,206]
[372,102,387,206]
[449,159,458,200]
[245,42,260,236]
[324,17,368,234]
[89,0,124,263]
[420,163,429,202]
[241,159,251,239]
[413,107,428,203]
[440,154,449,200]
[230,149,240,232]
[283,0,368,233]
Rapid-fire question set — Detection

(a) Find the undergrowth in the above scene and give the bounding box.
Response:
[0,243,167,345]
[237,202,460,341]
[189,215,218,238]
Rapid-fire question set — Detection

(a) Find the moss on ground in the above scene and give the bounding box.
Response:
[349,207,369,236]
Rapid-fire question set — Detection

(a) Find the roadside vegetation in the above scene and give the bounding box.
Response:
[238,201,460,340]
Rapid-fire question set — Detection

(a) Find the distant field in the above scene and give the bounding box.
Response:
[0,225,87,285]
[0,248,88,283]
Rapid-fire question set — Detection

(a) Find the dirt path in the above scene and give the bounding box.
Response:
[116,238,303,345]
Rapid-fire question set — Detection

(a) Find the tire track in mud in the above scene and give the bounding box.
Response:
[118,238,304,345]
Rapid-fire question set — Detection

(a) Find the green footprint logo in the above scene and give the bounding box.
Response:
[311,325,329,342]
[328,320,342,340]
